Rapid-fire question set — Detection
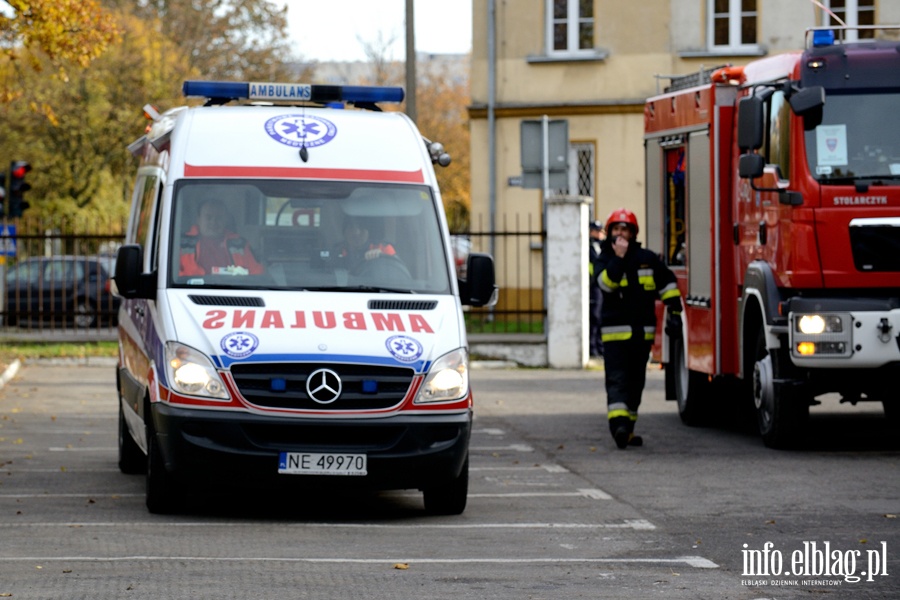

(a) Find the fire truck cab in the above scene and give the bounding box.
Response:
[644,27,900,448]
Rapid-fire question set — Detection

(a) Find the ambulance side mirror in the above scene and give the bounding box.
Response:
[114,244,156,299]
[460,253,498,308]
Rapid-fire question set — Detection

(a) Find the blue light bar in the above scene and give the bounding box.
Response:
[182,81,404,104]
[812,29,836,47]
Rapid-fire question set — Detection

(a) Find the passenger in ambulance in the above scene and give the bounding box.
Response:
[333,216,400,273]
[179,199,265,276]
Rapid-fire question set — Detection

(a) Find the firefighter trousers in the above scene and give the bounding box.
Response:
[604,337,652,437]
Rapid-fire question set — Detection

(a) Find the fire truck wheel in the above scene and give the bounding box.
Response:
[423,457,468,516]
[752,327,809,449]
[670,335,710,426]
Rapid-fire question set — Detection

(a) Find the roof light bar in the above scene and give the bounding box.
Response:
[182,81,404,104]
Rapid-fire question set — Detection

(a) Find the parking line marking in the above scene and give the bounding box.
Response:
[0,555,717,568]
[0,520,657,530]
[471,444,534,452]
[471,464,569,473]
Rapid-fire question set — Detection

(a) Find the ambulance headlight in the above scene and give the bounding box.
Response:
[415,348,469,403]
[165,342,230,400]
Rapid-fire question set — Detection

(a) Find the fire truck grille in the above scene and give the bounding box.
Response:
[849,223,900,272]
[228,363,415,411]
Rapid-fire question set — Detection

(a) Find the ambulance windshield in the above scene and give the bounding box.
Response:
[805,91,900,183]
[170,179,452,294]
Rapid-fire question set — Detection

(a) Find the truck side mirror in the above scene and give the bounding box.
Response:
[460,253,498,307]
[114,244,156,299]
[789,86,825,130]
[737,96,764,151]
[738,153,765,179]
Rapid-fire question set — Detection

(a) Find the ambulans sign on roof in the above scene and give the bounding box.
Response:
[250,82,312,101]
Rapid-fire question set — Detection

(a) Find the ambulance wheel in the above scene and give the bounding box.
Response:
[670,335,710,426]
[146,425,181,514]
[423,457,468,516]
[752,327,809,449]
[118,400,145,475]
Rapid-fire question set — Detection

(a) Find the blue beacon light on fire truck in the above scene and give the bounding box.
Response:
[182,80,405,104]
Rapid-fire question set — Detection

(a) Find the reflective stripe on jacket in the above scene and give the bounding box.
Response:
[592,240,682,343]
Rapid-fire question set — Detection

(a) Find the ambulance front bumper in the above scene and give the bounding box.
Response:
[150,403,471,490]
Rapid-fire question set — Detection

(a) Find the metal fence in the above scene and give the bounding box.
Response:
[1,213,546,338]
[453,213,546,335]
[0,216,125,339]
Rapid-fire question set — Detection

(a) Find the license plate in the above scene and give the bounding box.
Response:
[278,452,367,476]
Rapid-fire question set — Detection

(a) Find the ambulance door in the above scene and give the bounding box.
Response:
[120,173,163,424]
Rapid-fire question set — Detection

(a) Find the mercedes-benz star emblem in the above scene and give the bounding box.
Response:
[306,368,342,404]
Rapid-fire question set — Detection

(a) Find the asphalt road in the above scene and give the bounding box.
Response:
[0,360,897,599]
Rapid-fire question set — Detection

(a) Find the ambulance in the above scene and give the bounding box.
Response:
[114,81,496,515]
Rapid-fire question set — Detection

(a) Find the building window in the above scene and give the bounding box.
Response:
[547,0,595,55]
[709,0,757,50]
[821,0,875,40]
[555,142,595,198]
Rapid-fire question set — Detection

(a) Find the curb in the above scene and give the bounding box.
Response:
[0,358,22,391]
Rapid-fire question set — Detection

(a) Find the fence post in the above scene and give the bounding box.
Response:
[544,194,590,368]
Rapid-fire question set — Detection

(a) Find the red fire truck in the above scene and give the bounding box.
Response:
[643,26,900,448]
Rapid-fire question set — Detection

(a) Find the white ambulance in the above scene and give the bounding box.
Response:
[114,81,496,515]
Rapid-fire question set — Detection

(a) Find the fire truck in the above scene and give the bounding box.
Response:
[643,26,900,448]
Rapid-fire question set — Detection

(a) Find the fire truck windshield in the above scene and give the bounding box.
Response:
[805,90,900,184]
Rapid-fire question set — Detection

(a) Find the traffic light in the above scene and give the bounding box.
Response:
[8,161,31,218]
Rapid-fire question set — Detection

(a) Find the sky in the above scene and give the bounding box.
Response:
[276,0,473,62]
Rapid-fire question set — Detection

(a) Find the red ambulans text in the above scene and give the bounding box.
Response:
[202,310,435,333]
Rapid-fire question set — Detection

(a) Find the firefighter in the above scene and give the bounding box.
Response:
[592,208,683,449]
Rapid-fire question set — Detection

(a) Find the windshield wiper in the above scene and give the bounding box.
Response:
[297,285,415,294]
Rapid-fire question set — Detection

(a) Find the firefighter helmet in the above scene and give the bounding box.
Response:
[605,207,639,236]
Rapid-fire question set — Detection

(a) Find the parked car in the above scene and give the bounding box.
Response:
[3,255,119,328]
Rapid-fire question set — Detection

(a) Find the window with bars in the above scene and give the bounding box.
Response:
[709,0,757,50]
[821,0,875,40]
[547,0,595,55]
[553,143,595,198]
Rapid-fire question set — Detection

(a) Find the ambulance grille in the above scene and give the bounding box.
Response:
[189,295,265,307]
[229,363,415,411]
[368,300,437,310]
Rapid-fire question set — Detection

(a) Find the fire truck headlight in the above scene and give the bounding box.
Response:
[416,348,469,403]
[165,342,230,400]
[797,314,842,334]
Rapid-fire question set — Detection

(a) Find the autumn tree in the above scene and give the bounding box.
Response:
[107,0,298,81]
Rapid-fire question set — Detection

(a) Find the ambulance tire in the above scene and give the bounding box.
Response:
[670,335,710,426]
[118,400,145,475]
[882,400,900,429]
[146,424,182,514]
[752,327,809,449]
[423,457,468,516]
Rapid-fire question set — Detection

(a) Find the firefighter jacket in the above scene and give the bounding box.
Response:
[179,226,264,276]
[592,239,682,343]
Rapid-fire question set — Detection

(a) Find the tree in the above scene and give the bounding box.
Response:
[111,0,298,81]
[415,57,471,233]
[0,0,119,77]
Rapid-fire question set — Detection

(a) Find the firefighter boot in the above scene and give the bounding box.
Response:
[613,426,630,449]
[628,433,643,447]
